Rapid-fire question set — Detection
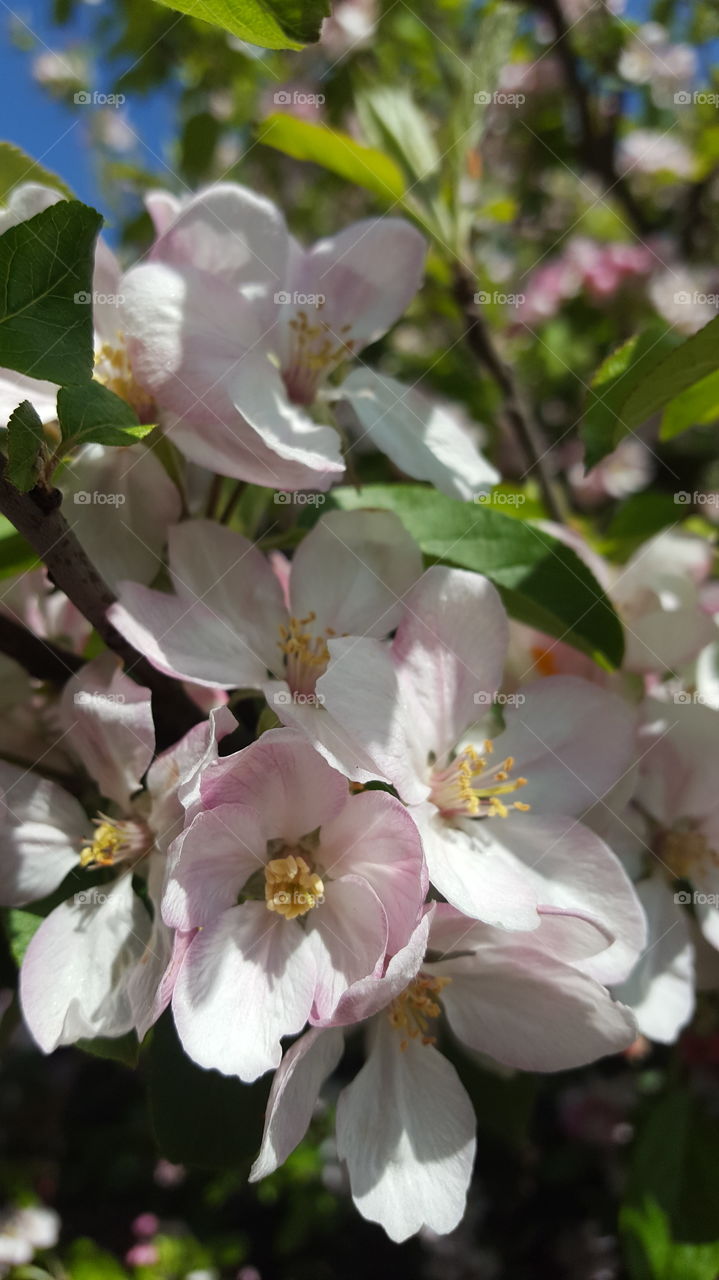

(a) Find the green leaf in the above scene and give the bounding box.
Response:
[581,324,678,469]
[621,1199,719,1280]
[626,1089,719,1243]
[146,1012,270,1168]
[0,141,74,204]
[56,381,153,452]
[66,1239,129,1280]
[3,908,42,966]
[258,115,406,203]
[150,0,330,49]
[660,367,719,440]
[5,400,47,491]
[326,485,624,668]
[0,200,102,386]
[602,491,681,560]
[75,1032,139,1067]
[623,315,719,435]
[355,85,440,182]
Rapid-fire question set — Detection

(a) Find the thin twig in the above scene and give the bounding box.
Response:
[0,462,202,749]
[454,268,568,523]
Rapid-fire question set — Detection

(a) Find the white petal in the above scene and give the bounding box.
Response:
[250,1027,345,1181]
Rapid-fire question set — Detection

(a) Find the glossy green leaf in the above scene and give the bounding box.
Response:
[623,315,719,434]
[581,325,678,469]
[150,0,330,49]
[3,908,42,966]
[326,485,624,668]
[660,367,719,440]
[5,400,47,492]
[0,200,102,386]
[56,382,154,451]
[258,114,406,203]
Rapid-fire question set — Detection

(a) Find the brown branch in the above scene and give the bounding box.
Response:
[454,268,568,523]
[0,613,83,682]
[0,463,202,750]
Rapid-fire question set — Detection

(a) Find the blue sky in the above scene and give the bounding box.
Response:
[2,0,716,229]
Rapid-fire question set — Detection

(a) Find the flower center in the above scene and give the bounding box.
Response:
[429,742,530,819]
[278,612,334,697]
[388,975,451,1050]
[282,309,355,405]
[79,813,152,869]
[94,334,156,423]
[659,825,719,883]
[264,852,325,919]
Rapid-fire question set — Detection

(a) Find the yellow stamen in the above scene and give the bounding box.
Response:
[388,975,451,1050]
[94,334,155,422]
[264,853,325,920]
[79,813,152,869]
[277,612,336,697]
[429,743,530,819]
[283,308,355,405]
[660,827,719,882]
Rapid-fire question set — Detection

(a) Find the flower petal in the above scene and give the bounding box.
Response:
[0,762,85,906]
[60,654,155,809]
[250,1027,345,1181]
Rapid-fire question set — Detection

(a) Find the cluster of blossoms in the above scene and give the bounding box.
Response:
[0,177,716,1243]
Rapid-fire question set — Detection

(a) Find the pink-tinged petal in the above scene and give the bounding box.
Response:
[624,607,715,674]
[336,1018,475,1242]
[61,654,155,809]
[0,762,85,906]
[317,791,426,952]
[314,909,432,1028]
[92,239,125,343]
[166,406,343,491]
[109,587,264,689]
[145,189,182,236]
[227,354,345,488]
[125,856,174,1041]
[200,728,350,839]
[148,182,290,290]
[614,873,694,1044]
[489,676,638,817]
[141,927,197,1037]
[638,696,719,826]
[123,262,262,424]
[342,369,499,501]
[147,704,238,837]
[296,218,426,354]
[265,685,386,785]
[428,901,611,968]
[415,806,541,931]
[393,566,508,763]
[0,370,57,424]
[317,638,431,801]
[250,1027,345,1182]
[308,874,387,1022]
[434,944,637,1071]
[20,875,150,1051]
[162,804,266,930]
[172,903,316,1081]
[60,443,181,590]
[167,520,286,647]
[468,814,646,984]
[289,509,422,638]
